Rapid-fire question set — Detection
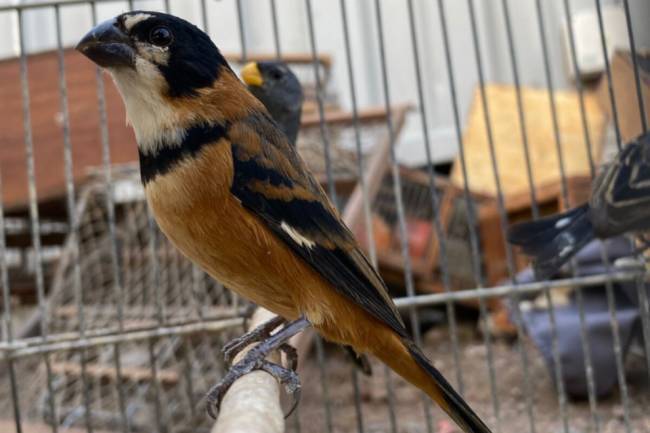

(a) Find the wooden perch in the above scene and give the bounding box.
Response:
[213,309,284,433]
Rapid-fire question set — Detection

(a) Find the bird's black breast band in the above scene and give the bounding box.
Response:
[139,123,227,184]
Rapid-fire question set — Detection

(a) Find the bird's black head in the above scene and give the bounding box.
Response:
[76,11,227,98]
[241,61,304,145]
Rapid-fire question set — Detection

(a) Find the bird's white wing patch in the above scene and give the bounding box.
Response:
[280,222,315,249]
[555,217,571,229]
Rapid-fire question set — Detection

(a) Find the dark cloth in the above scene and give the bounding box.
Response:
[513,237,648,398]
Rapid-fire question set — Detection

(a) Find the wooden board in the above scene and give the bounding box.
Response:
[450,84,606,202]
[0,420,111,433]
[596,50,650,143]
[51,361,179,386]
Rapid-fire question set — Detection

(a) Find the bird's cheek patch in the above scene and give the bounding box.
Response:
[135,41,171,66]
[134,57,168,87]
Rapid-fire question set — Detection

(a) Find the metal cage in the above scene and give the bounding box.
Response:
[0,1,649,433]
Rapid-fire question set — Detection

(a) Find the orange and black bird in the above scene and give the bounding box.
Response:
[508,132,650,279]
[76,11,491,433]
[241,61,303,147]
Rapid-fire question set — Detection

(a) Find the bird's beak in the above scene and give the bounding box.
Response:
[241,62,264,87]
[76,18,135,68]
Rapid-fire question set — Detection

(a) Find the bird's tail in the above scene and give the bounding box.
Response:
[372,332,492,433]
[507,203,594,279]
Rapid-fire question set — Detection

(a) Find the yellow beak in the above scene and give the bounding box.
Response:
[241,62,264,87]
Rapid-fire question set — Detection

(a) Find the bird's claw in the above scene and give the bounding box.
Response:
[208,317,310,419]
[259,360,301,418]
[222,315,286,365]
[206,353,301,419]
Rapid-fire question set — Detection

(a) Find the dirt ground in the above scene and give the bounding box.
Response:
[290,322,650,433]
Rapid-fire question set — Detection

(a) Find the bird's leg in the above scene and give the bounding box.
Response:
[222,314,286,365]
[241,302,259,330]
[279,343,299,371]
[343,345,373,376]
[207,316,311,419]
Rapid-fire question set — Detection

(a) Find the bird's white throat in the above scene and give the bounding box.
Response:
[108,60,185,155]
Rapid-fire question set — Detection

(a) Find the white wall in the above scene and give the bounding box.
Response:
[2,0,649,165]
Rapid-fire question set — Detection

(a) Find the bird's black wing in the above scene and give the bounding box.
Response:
[590,132,650,235]
[227,111,407,338]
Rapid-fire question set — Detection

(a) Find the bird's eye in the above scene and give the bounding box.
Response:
[149,26,173,47]
[269,69,283,80]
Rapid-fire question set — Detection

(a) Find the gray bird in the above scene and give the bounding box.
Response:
[508,132,650,279]
[241,61,303,146]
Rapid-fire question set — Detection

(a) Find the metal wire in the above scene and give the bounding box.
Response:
[536,4,598,431]
[592,3,636,430]
[304,0,338,207]
[54,5,94,432]
[89,3,130,431]
[372,1,432,430]
[405,0,463,395]
[17,9,59,433]
[0,172,24,433]
[269,0,281,60]
[623,0,650,386]
[338,1,370,430]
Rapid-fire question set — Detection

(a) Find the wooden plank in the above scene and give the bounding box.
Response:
[0,49,333,212]
[450,84,607,202]
[51,361,179,386]
[596,50,650,143]
[301,103,410,128]
[0,420,111,433]
[342,104,411,233]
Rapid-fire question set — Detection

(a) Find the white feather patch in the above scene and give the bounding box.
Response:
[108,59,183,154]
[123,13,153,30]
[555,217,571,229]
[280,222,315,249]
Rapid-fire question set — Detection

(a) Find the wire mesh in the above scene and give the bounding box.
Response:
[0,1,649,433]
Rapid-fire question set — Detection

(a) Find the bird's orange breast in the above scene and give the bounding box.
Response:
[144,140,303,318]
[145,140,324,319]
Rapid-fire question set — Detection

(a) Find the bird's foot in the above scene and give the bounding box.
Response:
[205,356,301,419]
[207,316,310,419]
[222,315,286,365]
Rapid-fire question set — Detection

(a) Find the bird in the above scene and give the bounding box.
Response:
[241,61,303,147]
[241,60,373,376]
[76,11,491,433]
[508,131,650,280]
